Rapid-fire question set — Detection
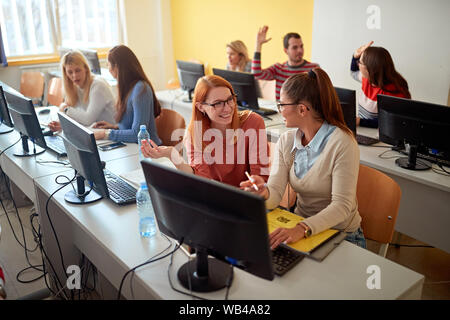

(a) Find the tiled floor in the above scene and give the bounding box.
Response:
[1,204,449,300]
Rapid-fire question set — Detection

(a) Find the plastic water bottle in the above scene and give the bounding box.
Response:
[136,182,156,238]
[137,124,150,161]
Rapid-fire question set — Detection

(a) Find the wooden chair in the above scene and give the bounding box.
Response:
[47,77,64,106]
[356,164,402,257]
[155,109,186,147]
[20,71,45,105]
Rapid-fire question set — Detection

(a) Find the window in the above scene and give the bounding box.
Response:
[0,0,119,58]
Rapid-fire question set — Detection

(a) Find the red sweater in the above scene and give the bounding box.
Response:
[186,112,270,187]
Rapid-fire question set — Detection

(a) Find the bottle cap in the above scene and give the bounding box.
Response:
[140,124,147,131]
[140,182,148,190]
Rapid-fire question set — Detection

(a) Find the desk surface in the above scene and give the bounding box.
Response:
[34,156,424,300]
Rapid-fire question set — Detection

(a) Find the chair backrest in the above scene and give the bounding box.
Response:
[47,77,64,106]
[155,109,186,146]
[20,71,45,102]
[356,164,401,244]
[257,79,276,101]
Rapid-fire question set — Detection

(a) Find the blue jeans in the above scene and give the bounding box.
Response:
[345,227,367,249]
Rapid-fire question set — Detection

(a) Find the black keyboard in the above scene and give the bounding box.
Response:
[272,245,305,276]
[398,149,450,168]
[356,134,379,146]
[104,169,137,205]
[45,136,67,157]
[238,105,277,116]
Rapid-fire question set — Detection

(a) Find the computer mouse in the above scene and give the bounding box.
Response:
[38,109,51,115]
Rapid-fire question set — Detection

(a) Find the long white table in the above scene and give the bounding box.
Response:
[34,156,424,300]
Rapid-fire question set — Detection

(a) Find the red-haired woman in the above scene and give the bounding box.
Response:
[351,41,411,128]
[92,45,161,144]
[141,75,270,188]
[241,68,366,249]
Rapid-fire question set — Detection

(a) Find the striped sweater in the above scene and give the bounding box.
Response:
[350,56,409,128]
[252,52,319,100]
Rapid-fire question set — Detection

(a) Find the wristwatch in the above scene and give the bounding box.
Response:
[299,222,312,238]
[63,106,69,114]
[104,129,111,140]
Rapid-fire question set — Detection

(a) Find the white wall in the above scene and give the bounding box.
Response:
[312,0,450,105]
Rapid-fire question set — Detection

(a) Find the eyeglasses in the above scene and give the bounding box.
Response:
[276,102,310,113]
[202,94,236,109]
[277,102,298,113]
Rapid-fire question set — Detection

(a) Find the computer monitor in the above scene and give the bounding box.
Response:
[0,86,14,134]
[59,47,101,75]
[212,68,276,116]
[378,94,450,170]
[4,90,47,156]
[141,160,274,293]
[176,60,205,102]
[334,87,356,136]
[58,112,109,204]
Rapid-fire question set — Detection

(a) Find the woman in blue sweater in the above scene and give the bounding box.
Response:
[93,45,162,144]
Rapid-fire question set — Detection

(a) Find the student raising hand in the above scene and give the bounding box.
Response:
[353,41,374,59]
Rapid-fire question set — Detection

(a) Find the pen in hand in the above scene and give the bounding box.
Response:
[245,171,259,191]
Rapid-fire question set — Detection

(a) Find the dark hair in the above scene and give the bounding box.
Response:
[361,46,411,99]
[282,68,353,136]
[108,45,161,122]
[283,32,301,49]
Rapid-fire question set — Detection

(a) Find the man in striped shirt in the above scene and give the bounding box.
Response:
[252,26,319,100]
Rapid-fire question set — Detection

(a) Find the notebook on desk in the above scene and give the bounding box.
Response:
[267,208,342,258]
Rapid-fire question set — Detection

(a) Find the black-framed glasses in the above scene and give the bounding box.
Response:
[276,102,310,113]
[202,94,236,109]
[277,102,298,112]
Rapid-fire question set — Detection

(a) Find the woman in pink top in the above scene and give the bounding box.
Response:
[141,75,270,187]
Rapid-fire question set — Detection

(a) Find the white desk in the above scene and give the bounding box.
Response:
[357,127,450,253]
[34,155,424,300]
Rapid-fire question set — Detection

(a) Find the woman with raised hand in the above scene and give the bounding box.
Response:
[48,50,115,132]
[92,45,162,144]
[351,41,411,128]
[226,40,252,73]
[141,75,270,188]
[241,68,366,250]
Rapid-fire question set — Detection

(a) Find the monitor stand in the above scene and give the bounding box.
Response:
[177,247,233,292]
[0,124,13,134]
[65,175,103,204]
[182,89,194,103]
[395,144,430,170]
[13,136,45,157]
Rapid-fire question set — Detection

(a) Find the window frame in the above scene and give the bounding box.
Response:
[2,0,120,66]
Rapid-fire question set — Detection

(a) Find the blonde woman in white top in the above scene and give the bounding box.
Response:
[48,50,115,131]
[241,68,366,250]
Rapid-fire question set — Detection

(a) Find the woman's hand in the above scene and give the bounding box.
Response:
[48,121,61,132]
[353,41,374,59]
[93,129,106,140]
[239,174,269,199]
[269,224,305,250]
[141,139,172,159]
[92,121,117,129]
[58,103,68,112]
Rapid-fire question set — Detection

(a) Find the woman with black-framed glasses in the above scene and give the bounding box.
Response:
[351,41,411,128]
[141,75,270,188]
[241,68,367,250]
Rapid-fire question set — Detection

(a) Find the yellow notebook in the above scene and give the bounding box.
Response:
[267,208,339,254]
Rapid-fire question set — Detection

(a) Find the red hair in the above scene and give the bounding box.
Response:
[187,75,250,150]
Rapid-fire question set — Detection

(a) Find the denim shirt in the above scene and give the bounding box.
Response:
[291,121,336,179]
